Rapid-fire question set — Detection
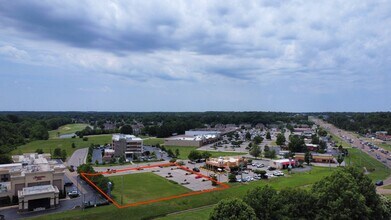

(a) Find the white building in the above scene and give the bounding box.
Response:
[0,153,65,211]
[112,134,143,158]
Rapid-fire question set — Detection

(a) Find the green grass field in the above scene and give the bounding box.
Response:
[109,172,191,204]
[157,206,214,220]
[33,167,333,220]
[347,148,391,181]
[12,134,112,158]
[143,138,164,146]
[164,146,246,160]
[48,123,89,139]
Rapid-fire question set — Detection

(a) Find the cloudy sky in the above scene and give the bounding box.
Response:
[0,0,390,112]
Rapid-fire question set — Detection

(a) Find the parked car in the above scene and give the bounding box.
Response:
[192,167,200,172]
[256,164,265,168]
[245,176,254,182]
[64,182,73,187]
[68,190,79,198]
[375,180,383,186]
[267,166,276,171]
[273,171,284,176]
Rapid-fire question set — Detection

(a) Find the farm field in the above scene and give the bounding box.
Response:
[34,167,333,220]
[12,134,112,158]
[164,146,246,160]
[109,172,191,205]
[48,123,89,139]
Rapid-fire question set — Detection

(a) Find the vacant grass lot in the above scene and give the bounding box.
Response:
[347,148,391,181]
[109,172,191,205]
[33,167,333,220]
[143,138,164,146]
[164,146,246,160]
[12,134,112,158]
[157,206,214,220]
[48,123,89,139]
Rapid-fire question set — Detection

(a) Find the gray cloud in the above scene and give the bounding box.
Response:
[0,0,390,89]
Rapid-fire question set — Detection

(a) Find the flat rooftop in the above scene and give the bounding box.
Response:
[112,134,142,142]
[4,153,66,176]
[20,185,58,196]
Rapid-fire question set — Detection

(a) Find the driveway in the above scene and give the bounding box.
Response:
[67,148,88,167]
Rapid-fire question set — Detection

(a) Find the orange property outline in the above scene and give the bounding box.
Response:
[80,162,230,208]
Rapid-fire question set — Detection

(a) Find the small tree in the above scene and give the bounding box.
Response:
[266,131,271,140]
[245,132,251,140]
[250,146,261,158]
[119,155,125,164]
[35,148,44,154]
[210,198,257,220]
[253,136,263,145]
[305,151,312,165]
[53,148,62,158]
[211,175,218,186]
[188,150,201,161]
[337,154,344,166]
[95,160,99,165]
[71,143,76,148]
[228,173,237,182]
[175,149,180,158]
[167,149,175,158]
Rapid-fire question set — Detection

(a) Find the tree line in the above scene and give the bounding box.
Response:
[323,112,391,134]
[210,167,391,220]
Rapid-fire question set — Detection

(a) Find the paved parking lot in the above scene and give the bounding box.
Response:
[103,164,219,192]
[155,167,216,191]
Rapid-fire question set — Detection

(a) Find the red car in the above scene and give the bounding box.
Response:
[195,175,202,179]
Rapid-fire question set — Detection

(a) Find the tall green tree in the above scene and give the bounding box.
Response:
[312,169,370,219]
[243,185,277,220]
[274,188,318,219]
[275,133,286,146]
[210,198,257,220]
[288,135,305,152]
[188,150,201,161]
[120,125,133,134]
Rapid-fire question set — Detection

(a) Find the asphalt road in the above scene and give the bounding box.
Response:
[67,148,88,167]
[310,117,391,169]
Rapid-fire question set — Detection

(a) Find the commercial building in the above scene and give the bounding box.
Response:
[295,153,334,163]
[270,159,296,169]
[205,156,247,172]
[0,153,65,211]
[112,134,143,158]
[305,144,319,151]
[164,130,221,147]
